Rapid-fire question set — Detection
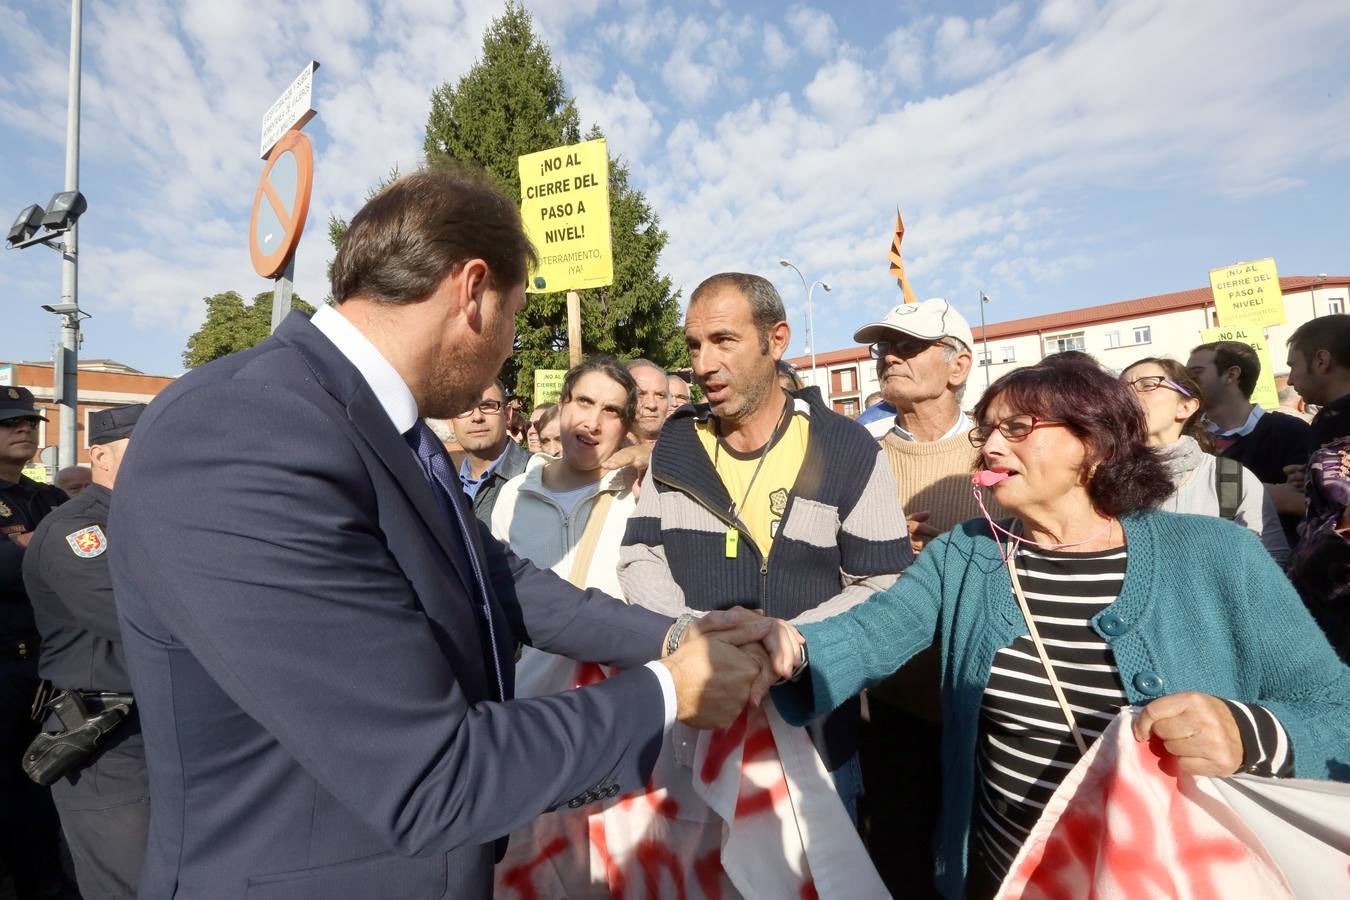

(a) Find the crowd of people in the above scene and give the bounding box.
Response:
[1,165,1348,900]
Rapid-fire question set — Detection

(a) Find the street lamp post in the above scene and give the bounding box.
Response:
[979,291,991,390]
[4,0,85,472]
[778,259,831,389]
[57,0,83,469]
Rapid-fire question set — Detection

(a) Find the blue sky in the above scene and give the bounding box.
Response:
[2,0,1347,377]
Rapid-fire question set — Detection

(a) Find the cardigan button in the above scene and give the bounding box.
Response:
[1133,672,1164,695]
[1098,612,1127,636]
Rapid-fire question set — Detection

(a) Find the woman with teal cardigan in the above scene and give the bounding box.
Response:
[767,358,1350,899]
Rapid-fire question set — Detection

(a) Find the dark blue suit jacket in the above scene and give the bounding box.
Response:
[110,313,671,898]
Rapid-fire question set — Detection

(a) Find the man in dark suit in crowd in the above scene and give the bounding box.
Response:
[110,168,771,899]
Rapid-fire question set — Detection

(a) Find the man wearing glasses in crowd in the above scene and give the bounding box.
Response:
[849,297,992,895]
[454,379,530,524]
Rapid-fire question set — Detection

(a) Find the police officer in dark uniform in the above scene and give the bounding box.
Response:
[0,386,78,899]
[25,404,149,899]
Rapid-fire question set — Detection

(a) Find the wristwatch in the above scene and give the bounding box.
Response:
[664,613,697,657]
[789,641,809,682]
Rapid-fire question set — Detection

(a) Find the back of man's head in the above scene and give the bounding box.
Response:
[1192,340,1260,400]
[689,273,786,354]
[330,167,536,305]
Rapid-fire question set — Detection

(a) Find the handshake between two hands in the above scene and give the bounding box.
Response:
[657,608,805,730]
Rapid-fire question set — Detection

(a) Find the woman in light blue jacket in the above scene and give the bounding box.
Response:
[765,359,1350,899]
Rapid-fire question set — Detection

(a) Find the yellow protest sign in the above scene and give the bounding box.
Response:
[1209,258,1284,328]
[533,369,566,407]
[22,464,48,484]
[1200,325,1279,410]
[519,138,613,294]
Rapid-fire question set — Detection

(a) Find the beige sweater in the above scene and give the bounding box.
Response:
[881,429,1002,534]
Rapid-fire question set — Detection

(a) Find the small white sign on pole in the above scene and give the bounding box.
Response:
[259,61,319,159]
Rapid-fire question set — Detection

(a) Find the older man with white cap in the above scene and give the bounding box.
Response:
[849,298,994,895]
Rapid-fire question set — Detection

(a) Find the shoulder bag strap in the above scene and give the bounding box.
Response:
[567,490,616,588]
[1005,548,1089,754]
[1214,455,1244,520]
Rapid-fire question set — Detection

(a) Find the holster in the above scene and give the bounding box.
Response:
[22,689,134,787]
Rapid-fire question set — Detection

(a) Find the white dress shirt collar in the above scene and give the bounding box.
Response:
[310,305,420,434]
[1206,403,1264,438]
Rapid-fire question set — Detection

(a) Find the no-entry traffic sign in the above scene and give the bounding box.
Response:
[248,129,314,278]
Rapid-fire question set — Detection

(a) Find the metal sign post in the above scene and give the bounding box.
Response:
[251,63,318,333]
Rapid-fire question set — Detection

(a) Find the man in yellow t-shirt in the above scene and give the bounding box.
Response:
[694,414,809,556]
[620,272,912,823]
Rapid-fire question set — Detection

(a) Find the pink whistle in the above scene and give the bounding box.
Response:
[973,470,1010,487]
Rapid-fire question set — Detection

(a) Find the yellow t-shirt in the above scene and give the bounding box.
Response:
[696,413,810,557]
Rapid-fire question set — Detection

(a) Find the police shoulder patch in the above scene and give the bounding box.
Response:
[66,525,107,558]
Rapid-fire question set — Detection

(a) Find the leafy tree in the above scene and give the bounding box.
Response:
[330,1,687,403]
[182,290,313,368]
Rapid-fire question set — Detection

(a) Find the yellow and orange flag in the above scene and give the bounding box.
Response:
[886,207,918,305]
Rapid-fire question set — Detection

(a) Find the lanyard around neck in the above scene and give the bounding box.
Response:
[713,393,794,523]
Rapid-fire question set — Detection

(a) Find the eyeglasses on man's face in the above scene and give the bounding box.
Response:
[454,399,504,419]
[1125,375,1191,398]
[968,414,1066,448]
[869,337,950,360]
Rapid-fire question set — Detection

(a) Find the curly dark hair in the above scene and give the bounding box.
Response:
[973,358,1174,518]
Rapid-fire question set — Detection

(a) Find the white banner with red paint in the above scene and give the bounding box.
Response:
[495,653,887,899]
[996,708,1350,899]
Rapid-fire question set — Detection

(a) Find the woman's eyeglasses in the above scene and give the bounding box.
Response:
[1125,375,1191,397]
[968,414,1066,448]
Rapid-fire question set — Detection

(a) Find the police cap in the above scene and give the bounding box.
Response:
[0,386,47,423]
[89,403,146,445]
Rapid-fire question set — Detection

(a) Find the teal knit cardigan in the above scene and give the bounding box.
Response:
[772,510,1350,899]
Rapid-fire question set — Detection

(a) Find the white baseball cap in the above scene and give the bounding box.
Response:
[852,298,975,354]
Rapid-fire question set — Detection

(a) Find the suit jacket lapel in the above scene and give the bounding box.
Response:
[274,313,480,601]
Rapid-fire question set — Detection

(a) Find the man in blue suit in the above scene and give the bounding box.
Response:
[109,169,771,899]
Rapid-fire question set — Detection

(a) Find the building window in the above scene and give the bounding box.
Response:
[1331,297,1345,315]
[1044,331,1086,355]
[1105,331,1121,348]
[1000,345,1016,363]
[834,398,859,417]
[1133,325,1152,345]
[831,367,857,395]
[977,350,992,367]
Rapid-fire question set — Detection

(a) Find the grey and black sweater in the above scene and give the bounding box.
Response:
[618,390,913,770]
[619,389,912,624]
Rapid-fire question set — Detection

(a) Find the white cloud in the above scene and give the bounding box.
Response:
[598,7,679,63]
[662,18,718,104]
[574,74,662,159]
[785,5,838,57]
[763,24,793,69]
[1034,0,1098,35]
[803,58,881,130]
[883,23,927,91]
[933,3,1023,82]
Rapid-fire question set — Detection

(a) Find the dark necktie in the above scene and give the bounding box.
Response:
[404,420,505,700]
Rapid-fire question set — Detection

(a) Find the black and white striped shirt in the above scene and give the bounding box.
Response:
[971,545,1293,884]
